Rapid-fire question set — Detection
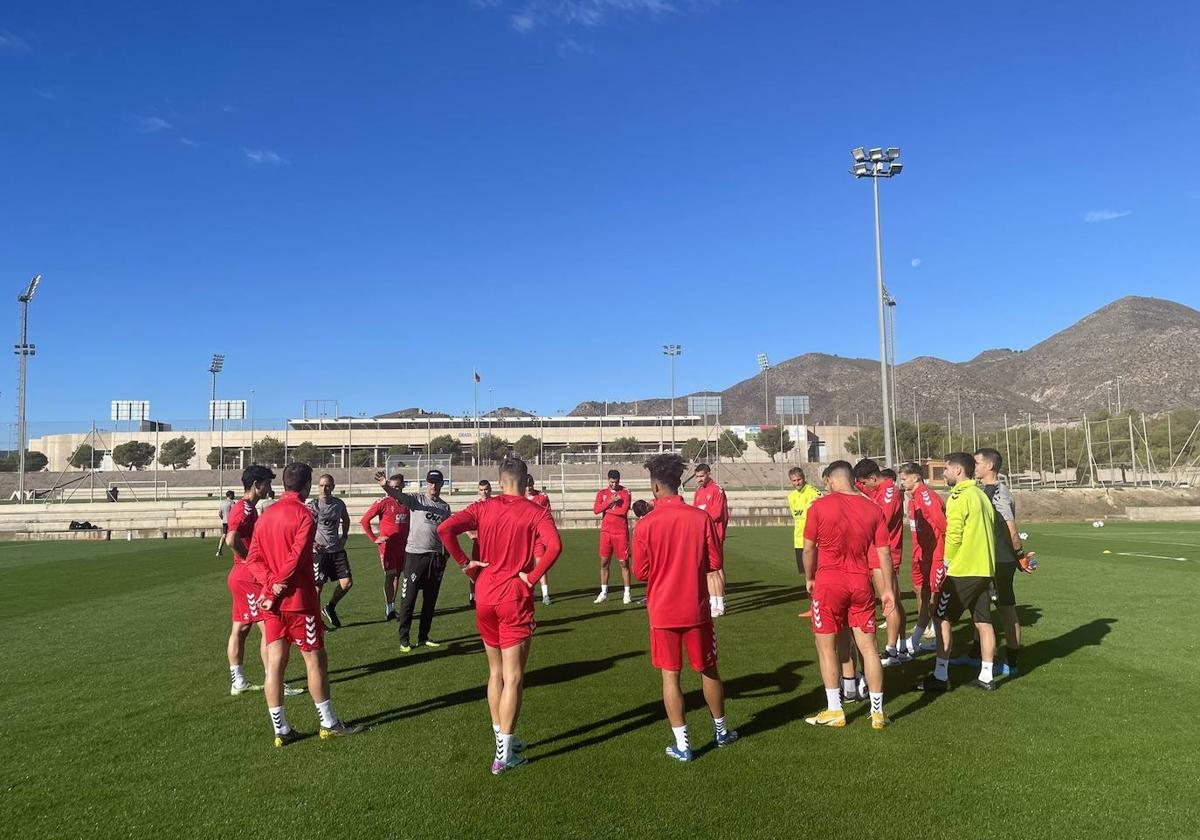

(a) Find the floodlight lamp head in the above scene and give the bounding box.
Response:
[851,147,867,162]
[209,353,225,374]
[757,353,770,370]
[886,147,900,160]
[869,147,884,162]
[18,274,42,303]
[888,161,903,175]
[852,161,871,177]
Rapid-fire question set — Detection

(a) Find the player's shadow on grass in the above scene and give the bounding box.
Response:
[534,660,810,761]
[327,630,566,684]
[726,583,808,616]
[1017,605,1044,628]
[350,650,642,729]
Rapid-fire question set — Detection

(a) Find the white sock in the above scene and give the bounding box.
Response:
[712,715,727,737]
[624,586,631,597]
[934,657,949,681]
[387,601,394,612]
[492,723,501,735]
[496,732,513,763]
[540,582,549,597]
[315,699,337,728]
[671,724,689,752]
[825,687,843,711]
[710,595,717,609]
[599,585,608,595]
[841,676,856,696]
[715,596,725,610]
[911,624,926,647]
[979,660,994,684]
[268,705,289,735]
[230,665,245,684]
[869,691,884,714]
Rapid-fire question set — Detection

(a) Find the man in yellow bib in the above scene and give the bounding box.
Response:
[788,467,821,618]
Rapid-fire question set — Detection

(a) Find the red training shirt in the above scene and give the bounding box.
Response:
[692,480,729,543]
[360,496,410,543]
[226,498,258,563]
[439,495,562,606]
[633,495,724,629]
[908,482,947,563]
[802,493,889,578]
[594,486,631,533]
[871,477,905,557]
[526,490,551,510]
[244,491,319,614]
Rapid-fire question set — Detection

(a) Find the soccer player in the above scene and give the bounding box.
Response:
[465,479,494,606]
[523,475,554,605]
[593,469,633,605]
[920,453,998,692]
[225,466,274,695]
[801,460,895,729]
[360,475,411,621]
[692,463,729,617]
[974,448,1034,676]
[216,489,236,557]
[245,462,362,746]
[634,453,737,760]
[437,456,562,775]
[377,469,453,652]
[309,474,352,630]
[787,467,821,618]
[854,458,909,666]
[898,462,947,655]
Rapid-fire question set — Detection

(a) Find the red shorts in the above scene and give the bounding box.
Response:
[378,537,405,575]
[599,529,629,561]
[227,564,264,625]
[811,573,876,635]
[263,610,324,651]
[650,623,718,673]
[911,553,947,594]
[476,597,536,649]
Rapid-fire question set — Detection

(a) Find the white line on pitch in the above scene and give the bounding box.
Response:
[1113,552,1189,562]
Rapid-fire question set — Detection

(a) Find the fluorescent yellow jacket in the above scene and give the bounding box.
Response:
[788,484,822,548]
[944,478,996,578]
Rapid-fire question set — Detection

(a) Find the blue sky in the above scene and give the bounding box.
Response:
[2,0,1198,426]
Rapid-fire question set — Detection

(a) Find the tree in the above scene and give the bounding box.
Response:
[428,434,464,464]
[252,436,286,466]
[290,441,321,466]
[513,434,541,462]
[26,451,48,471]
[113,441,156,470]
[755,426,795,462]
[206,447,241,469]
[716,431,747,461]
[680,438,708,462]
[351,449,376,468]
[477,434,511,463]
[69,444,98,470]
[609,436,641,455]
[157,436,195,470]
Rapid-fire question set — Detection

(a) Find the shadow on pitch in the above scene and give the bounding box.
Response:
[350,650,642,729]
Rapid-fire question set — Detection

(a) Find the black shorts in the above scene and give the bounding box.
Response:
[936,576,992,624]
[994,562,1017,607]
[221,523,229,535]
[313,548,352,584]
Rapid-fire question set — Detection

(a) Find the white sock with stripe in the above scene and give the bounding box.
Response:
[979,661,994,684]
[269,705,290,735]
[869,692,884,714]
[496,732,513,763]
[671,725,689,752]
[315,699,337,728]
[825,687,843,712]
[230,665,245,685]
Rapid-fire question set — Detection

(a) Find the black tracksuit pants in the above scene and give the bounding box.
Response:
[397,551,448,646]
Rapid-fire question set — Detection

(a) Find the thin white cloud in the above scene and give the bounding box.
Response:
[180,137,197,147]
[132,115,173,133]
[910,258,921,268]
[0,29,31,52]
[243,148,289,166]
[33,88,54,100]
[505,0,681,32]
[557,38,594,55]
[1084,209,1130,223]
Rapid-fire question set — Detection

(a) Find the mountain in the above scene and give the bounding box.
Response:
[569,296,1200,425]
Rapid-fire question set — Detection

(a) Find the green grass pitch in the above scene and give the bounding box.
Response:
[2,523,1198,839]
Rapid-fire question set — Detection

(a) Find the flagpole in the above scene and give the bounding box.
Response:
[473,370,479,471]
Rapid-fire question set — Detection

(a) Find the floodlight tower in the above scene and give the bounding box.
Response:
[884,288,898,458]
[663,344,682,450]
[851,146,903,465]
[208,354,225,431]
[757,353,770,428]
[15,275,41,504]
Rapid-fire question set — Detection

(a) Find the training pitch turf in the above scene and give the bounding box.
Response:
[3,523,1198,839]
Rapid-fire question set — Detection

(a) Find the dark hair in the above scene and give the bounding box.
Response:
[644,453,686,491]
[283,462,312,492]
[499,455,530,484]
[241,464,275,490]
[826,460,854,483]
[881,468,898,481]
[387,473,405,484]
[478,479,491,488]
[522,474,535,489]
[695,463,711,473]
[607,469,621,480]
[853,458,882,480]
[898,461,925,480]
[788,466,805,479]
[225,490,236,499]
[946,452,976,478]
[975,447,1003,473]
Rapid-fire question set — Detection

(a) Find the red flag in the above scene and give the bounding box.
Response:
[474,371,481,383]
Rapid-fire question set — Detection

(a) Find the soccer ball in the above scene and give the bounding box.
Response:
[1019,532,1029,541]
[1092,520,1104,528]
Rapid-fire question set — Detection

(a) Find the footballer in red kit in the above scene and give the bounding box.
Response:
[523,475,554,605]
[439,456,562,775]
[361,474,410,621]
[802,461,895,729]
[593,469,633,604]
[855,458,910,665]
[899,462,947,655]
[634,453,737,761]
[691,463,729,617]
[224,465,275,696]
[244,462,361,746]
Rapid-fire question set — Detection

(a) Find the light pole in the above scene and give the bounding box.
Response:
[208,354,225,432]
[15,275,41,504]
[884,289,898,459]
[757,353,770,429]
[663,344,682,450]
[851,146,903,466]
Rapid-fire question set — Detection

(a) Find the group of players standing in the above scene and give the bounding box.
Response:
[216,443,1032,769]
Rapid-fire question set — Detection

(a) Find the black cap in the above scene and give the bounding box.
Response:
[426,469,445,483]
